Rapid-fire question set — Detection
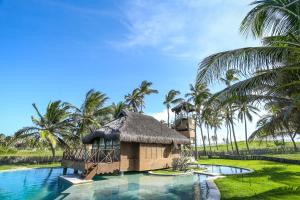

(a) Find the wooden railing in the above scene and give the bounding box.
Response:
[63,148,120,163]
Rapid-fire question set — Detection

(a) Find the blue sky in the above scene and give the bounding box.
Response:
[0,0,259,139]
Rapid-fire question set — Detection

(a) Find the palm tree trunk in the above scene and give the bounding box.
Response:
[194,116,198,160]
[167,107,170,127]
[199,123,207,156]
[244,113,250,153]
[226,124,229,153]
[289,132,297,151]
[230,118,239,155]
[207,125,212,152]
[214,127,218,150]
[228,122,234,152]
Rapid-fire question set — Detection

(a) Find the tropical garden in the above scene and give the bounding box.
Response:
[1,0,300,199]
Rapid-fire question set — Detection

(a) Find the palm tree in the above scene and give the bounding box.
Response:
[197,1,300,151]
[125,88,141,112]
[163,90,183,127]
[14,101,73,158]
[202,106,213,153]
[111,102,127,119]
[73,89,111,137]
[233,99,260,152]
[211,111,222,150]
[186,83,211,157]
[138,80,159,112]
[125,81,158,113]
[219,70,240,155]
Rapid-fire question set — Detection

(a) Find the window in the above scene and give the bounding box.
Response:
[99,138,105,149]
[92,140,98,149]
[106,139,112,149]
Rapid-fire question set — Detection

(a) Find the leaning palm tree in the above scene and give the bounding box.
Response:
[111,101,127,119]
[14,101,73,158]
[125,88,141,112]
[163,90,183,127]
[197,0,300,153]
[73,89,111,138]
[138,80,159,112]
[233,99,260,152]
[186,83,211,157]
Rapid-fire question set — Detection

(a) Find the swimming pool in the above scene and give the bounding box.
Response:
[0,165,251,200]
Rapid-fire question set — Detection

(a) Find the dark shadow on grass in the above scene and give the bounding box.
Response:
[226,186,300,200]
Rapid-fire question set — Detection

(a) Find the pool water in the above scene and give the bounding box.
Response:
[0,165,250,200]
[197,164,250,175]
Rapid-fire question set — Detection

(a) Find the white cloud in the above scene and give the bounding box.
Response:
[149,109,172,122]
[113,0,259,59]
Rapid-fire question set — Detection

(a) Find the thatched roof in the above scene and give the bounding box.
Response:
[82,110,190,145]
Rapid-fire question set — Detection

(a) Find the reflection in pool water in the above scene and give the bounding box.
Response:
[195,164,250,175]
[0,165,250,200]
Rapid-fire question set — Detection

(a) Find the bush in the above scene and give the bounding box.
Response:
[172,157,189,171]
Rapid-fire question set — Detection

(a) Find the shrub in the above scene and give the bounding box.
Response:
[172,157,189,171]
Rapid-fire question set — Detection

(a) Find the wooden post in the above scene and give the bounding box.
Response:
[63,168,67,175]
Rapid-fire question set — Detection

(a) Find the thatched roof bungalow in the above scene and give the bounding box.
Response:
[62,110,190,180]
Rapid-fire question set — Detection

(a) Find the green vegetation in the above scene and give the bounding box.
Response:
[151,169,187,175]
[197,141,300,152]
[0,162,61,171]
[267,153,300,161]
[0,150,63,157]
[199,159,300,199]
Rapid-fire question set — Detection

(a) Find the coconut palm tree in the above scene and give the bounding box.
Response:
[14,101,73,158]
[111,102,127,119]
[73,89,111,137]
[233,99,260,152]
[125,81,158,113]
[163,90,183,127]
[138,80,159,112]
[197,0,300,151]
[186,83,211,157]
[125,88,141,112]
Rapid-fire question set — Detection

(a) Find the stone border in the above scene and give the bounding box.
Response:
[59,175,93,185]
[205,176,223,200]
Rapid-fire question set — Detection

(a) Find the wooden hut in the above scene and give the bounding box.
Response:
[61,110,190,180]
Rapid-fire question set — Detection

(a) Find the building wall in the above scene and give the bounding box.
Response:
[120,142,139,171]
[138,143,181,171]
[120,142,181,172]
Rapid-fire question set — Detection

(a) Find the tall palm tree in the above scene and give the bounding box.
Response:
[211,111,223,150]
[111,102,127,119]
[197,0,300,150]
[14,101,73,158]
[73,89,111,137]
[125,81,158,113]
[186,83,211,157]
[125,88,141,112]
[220,70,240,154]
[138,80,159,112]
[202,106,213,153]
[163,90,183,127]
[233,99,260,152]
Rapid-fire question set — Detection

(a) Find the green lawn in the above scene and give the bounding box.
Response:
[0,162,61,171]
[198,141,300,152]
[266,153,300,161]
[0,150,63,157]
[199,159,300,199]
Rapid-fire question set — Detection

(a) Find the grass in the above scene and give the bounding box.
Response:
[199,159,300,199]
[0,150,63,157]
[0,162,61,171]
[266,153,300,161]
[152,169,187,175]
[197,141,300,152]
